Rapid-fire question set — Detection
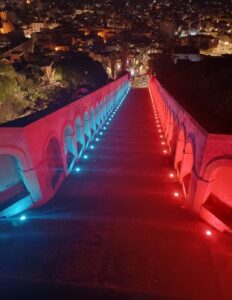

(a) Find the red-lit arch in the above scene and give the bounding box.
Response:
[83,111,91,146]
[179,140,195,195]
[90,107,96,137]
[201,158,232,230]
[63,125,76,171]
[75,117,85,156]
[167,110,174,147]
[174,127,186,172]
[46,137,64,188]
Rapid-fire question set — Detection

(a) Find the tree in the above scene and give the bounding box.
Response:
[0,64,26,123]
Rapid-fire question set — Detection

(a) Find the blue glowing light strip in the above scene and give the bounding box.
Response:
[73,84,131,171]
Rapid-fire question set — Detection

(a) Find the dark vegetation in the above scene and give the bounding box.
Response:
[0,53,108,124]
[149,56,232,133]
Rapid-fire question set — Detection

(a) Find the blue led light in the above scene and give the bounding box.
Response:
[96,138,99,142]
[100,132,103,135]
[75,167,81,172]
[83,154,88,159]
[19,215,26,221]
[103,126,107,130]
[90,145,94,149]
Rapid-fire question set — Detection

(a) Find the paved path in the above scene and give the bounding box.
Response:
[1,88,232,299]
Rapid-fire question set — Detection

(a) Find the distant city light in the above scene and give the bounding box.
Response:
[75,167,81,172]
[90,145,94,149]
[96,138,100,142]
[83,154,88,159]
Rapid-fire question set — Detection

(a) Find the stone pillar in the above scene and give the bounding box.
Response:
[22,168,41,204]
[190,176,210,213]
[179,151,193,182]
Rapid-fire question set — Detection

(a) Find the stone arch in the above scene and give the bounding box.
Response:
[170,113,179,153]
[164,108,172,141]
[167,111,174,145]
[201,158,232,230]
[174,126,186,171]
[99,101,104,124]
[95,103,101,128]
[102,99,107,122]
[105,97,110,117]
[179,140,195,195]
[0,146,30,171]
[46,137,64,188]
[75,117,85,156]
[0,154,30,213]
[90,107,96,136]
[203,158,232,181]
[63,125,76,171]
[84,111,91,146]
[161,101,166,126]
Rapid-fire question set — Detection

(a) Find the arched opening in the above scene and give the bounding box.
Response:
[105,100,109,118]
[101,101,106,123]
[99,102,104,125]
[95,104,101,129]
[167,112,174,146]
[84,112,91,146]
[0,154,30,211]
[64,126,76,170]
[164,109,171,138]
[170,119,179,153]
[203,164,232,230]
[90,107,96,137]
[174,128,185,172]
[75,117,85,156]
[179,142,194,194]
[162,103,168,127]
[46,137,64,188]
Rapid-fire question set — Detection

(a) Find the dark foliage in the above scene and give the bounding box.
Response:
[149,56,232,133]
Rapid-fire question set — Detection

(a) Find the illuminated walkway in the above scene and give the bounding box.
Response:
[1,88,232,299]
